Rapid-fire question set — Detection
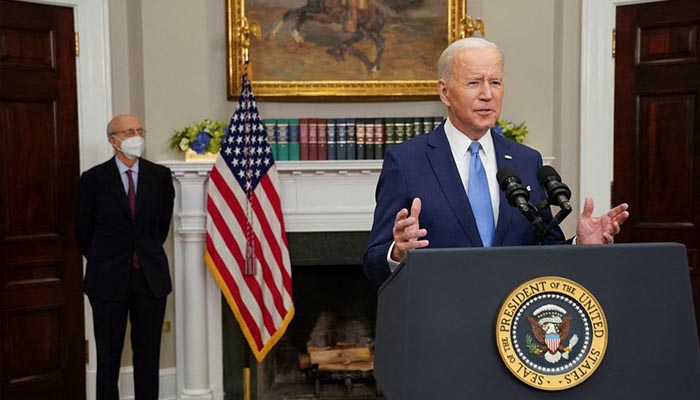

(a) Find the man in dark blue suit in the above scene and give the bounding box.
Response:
[364,38,629,286]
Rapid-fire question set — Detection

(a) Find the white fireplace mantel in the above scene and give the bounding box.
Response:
[163,160,382,400]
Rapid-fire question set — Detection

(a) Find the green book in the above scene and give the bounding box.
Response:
[384,118,396,150]
[395,118,406,145]
[276,119,290,161]
[413,117,424,136]
[404,118,414,140]
[264,119,278,161]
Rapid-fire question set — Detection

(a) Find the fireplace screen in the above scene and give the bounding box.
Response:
[225,262,383,399]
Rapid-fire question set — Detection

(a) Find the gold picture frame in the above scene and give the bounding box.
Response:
[227,0,470,101]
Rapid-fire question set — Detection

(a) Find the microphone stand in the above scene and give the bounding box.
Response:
[535,200,572,244]
[518,200,545,245]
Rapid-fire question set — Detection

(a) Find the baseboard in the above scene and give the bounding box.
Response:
[86,366,177,400]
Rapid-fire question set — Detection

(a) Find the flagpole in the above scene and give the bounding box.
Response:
[243,344,251,400]
[242,55,253,400]
[224,18,294,400]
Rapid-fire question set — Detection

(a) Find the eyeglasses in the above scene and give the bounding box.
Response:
[110,128,146,137]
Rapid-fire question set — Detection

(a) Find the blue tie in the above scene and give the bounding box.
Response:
[468,142,495,247]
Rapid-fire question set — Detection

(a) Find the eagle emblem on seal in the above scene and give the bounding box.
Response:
[526,304,579,363]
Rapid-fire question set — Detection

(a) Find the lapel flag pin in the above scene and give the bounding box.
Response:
[504,155,513,160]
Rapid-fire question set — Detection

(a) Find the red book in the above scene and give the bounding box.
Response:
[365,119,375,160]
[374,118,384,159]
[300,118,309,161]
[317,118,327,161]
[309,118,318,161]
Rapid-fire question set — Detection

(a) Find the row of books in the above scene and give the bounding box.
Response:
[263,117,445,161]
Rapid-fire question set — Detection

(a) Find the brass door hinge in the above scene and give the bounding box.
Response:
[612,29,616,58]
[75,32,80,57]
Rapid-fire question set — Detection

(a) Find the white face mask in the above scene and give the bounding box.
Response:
[114,135,144,159]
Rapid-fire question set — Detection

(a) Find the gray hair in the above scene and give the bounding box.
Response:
[106,114,141,136]
[438,37,503,81]
[106,119,117,136]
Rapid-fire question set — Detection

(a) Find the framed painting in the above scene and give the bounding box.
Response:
[227,0,468,100]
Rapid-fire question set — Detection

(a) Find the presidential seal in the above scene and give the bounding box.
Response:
[495,276,608,390]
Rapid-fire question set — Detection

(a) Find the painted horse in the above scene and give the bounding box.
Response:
[268,0,386,75]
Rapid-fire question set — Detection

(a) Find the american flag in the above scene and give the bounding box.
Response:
[204,72,294,362]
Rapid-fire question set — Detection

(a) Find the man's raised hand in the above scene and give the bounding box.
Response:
[391,198,429,262]
[576,196,630,245]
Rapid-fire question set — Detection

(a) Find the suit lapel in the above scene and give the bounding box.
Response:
[426,128,482,247]
[105,157,133,219]
[492,134,518,246]
[135,160,152,219]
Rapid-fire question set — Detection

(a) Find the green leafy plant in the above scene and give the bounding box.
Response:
[493,119,528,143]
[169,119,227,154]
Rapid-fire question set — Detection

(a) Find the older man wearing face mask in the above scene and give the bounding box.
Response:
[76,114,174,400]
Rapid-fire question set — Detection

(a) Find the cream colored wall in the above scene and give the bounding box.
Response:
[109,0,582,368]
[552,0,581,237]
[470,0,581,236]
[110,0,178,369]
[470,0,556,156]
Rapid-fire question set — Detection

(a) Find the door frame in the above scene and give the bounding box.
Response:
[15,0,112,398]
[579,0,665,209]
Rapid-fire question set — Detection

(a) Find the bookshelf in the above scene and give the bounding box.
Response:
[265,116,444,161]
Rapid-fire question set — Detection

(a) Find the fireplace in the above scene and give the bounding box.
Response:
[222,232,383,400]
[166,160,383,399]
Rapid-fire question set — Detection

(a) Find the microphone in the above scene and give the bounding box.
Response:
[497,168,544,235]
[537,166,572,211]
[537,165,573,231]
[497,168,530,210]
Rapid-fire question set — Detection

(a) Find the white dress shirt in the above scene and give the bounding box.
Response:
[115,157,139,195]
[387,118,501,271]
[443,118,500,222]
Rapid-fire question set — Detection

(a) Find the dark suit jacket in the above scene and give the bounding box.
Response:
[76,157,175,300]
[363,124,566,286]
